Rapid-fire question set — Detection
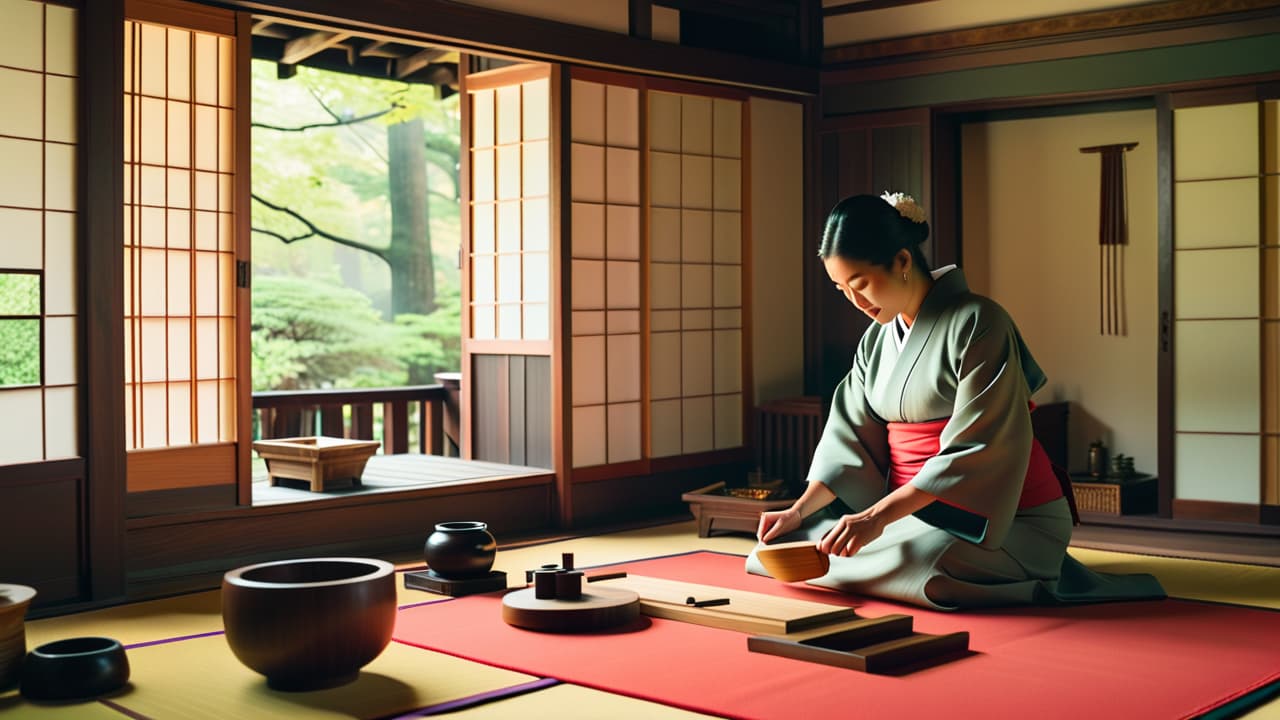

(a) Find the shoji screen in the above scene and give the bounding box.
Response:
[1171,101,1263,514]
[647,90,744,458]
[123,2,246,499]
[0,0,79,465]
[569,79,643,468]
[469,72,551,343]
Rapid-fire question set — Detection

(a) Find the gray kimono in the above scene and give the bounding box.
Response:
[747,267,1164,609]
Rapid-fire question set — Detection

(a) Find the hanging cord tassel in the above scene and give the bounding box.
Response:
[1081,142,1138,336]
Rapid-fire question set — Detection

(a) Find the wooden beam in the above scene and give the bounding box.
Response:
[823,0,935,16]
[280,29,352,65]
[395,46,449,78]
[825,0,1280,63]
[629,0,653,39]
[216,0,818,95]
[359,39,396,57]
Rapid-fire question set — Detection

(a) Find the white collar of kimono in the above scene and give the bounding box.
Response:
[892,265,958,352]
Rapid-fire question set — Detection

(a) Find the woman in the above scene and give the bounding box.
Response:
[750,193,1164,610]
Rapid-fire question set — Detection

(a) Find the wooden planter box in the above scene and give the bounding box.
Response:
[253,436,380,492]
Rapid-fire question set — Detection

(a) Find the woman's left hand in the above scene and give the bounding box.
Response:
[817,510,887,557]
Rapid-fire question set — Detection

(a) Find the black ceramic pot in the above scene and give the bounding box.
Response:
[424,521,497,579]
[20,637,130,701]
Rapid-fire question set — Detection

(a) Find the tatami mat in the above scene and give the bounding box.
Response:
[441,682,721,719]
[8,519,1279,719]
[103,635,534,720]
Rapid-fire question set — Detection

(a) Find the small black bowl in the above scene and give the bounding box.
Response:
[20,637,130,701]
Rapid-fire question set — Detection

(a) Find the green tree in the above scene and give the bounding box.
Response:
[250,60,461,388]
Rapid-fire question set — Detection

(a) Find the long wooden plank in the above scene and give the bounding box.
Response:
[593,575,856,635]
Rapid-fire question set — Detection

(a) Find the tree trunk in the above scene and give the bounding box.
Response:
[387,117,436,318]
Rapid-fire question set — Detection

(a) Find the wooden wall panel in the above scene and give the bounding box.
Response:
[471,353,552,467]
[0,461,84,608]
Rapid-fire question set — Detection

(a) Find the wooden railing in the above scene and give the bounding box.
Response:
[252,385,452,455]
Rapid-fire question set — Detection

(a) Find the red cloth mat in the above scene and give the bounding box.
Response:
[393,551,1280,720]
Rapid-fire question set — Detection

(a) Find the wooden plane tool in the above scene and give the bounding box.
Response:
[590,574,856,635]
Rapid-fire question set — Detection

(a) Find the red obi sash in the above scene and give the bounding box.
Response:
[886,414,1064,511]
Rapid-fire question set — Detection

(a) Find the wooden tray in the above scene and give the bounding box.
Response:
[252,436,380,492]
[591,574,855,635]
[682,481,793,537]
[748,615,970,674]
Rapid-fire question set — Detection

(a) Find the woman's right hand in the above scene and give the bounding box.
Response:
[757,506,802,544]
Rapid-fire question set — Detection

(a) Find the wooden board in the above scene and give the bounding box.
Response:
[501,586,640,633]
[591,575,856,635]
[748,615,970,674]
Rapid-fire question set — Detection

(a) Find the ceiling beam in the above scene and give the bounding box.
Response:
[395,47,449,78]
[280,30,352,65]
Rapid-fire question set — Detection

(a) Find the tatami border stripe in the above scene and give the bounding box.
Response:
[124,629,225,650]
[386,677,561,718]
[99,698,155,720]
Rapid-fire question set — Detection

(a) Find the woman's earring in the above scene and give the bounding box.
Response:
[902,272,908,283]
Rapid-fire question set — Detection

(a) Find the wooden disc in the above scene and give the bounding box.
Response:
[501,586,640,633]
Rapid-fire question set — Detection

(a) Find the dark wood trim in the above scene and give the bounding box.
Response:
[570,460,749,528]
[81,0,127,603]
[817,106,928,133]
[217,0,817,95]
[124,0,236,34]
[1172,498,1262,524]
[552,64,573,527]
[1170,84,1264,108]
[459,55,473,461]
[1080,510,1280,536]
[126,483,237,517]
[822,15,1280,85]
[1156,93,1174,518]
[1072,521,1280,566]
[235,10,253,507]
[572,459,651,484]
[929,109,960,269]
[649,447,752,472]
[741,94,755,455]
[802,94,822,396]
[629,0,653,40]
[0,458,85,487]
[1263,504,1280,525]
[253,384,446,409]
[823,0,1280,65]
[823,0,933,16]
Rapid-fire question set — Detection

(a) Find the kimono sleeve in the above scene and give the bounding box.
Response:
[806,341,890,512]
[908,305,1033,550]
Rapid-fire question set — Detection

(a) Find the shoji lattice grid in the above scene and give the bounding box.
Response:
[1171,101,1266,506]
[469,77,551,342]
[124,19,236,449]
[569,80,642,468]
[0,0,79,464]
[648,91,743,458]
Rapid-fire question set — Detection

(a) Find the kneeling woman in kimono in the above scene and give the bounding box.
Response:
[750,193,1164,610]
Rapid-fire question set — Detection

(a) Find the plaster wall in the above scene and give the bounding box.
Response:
[961,109,1157,474]
[748,97,805,405]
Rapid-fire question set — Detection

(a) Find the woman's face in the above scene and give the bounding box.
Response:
[823,253,908,325]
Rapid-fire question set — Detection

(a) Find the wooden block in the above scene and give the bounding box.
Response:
[403,570,507,597]
[501,586,640,633]
[748,616,969,674]
[591,574,855,635]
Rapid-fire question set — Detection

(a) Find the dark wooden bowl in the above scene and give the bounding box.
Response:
[222,557,396,691]
[20,636,130,701]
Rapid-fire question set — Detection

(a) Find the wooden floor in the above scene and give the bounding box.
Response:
[1073,522,1280,567]
[251,453,554,505]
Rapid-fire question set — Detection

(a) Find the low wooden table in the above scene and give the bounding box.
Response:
[682,481,793,538]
